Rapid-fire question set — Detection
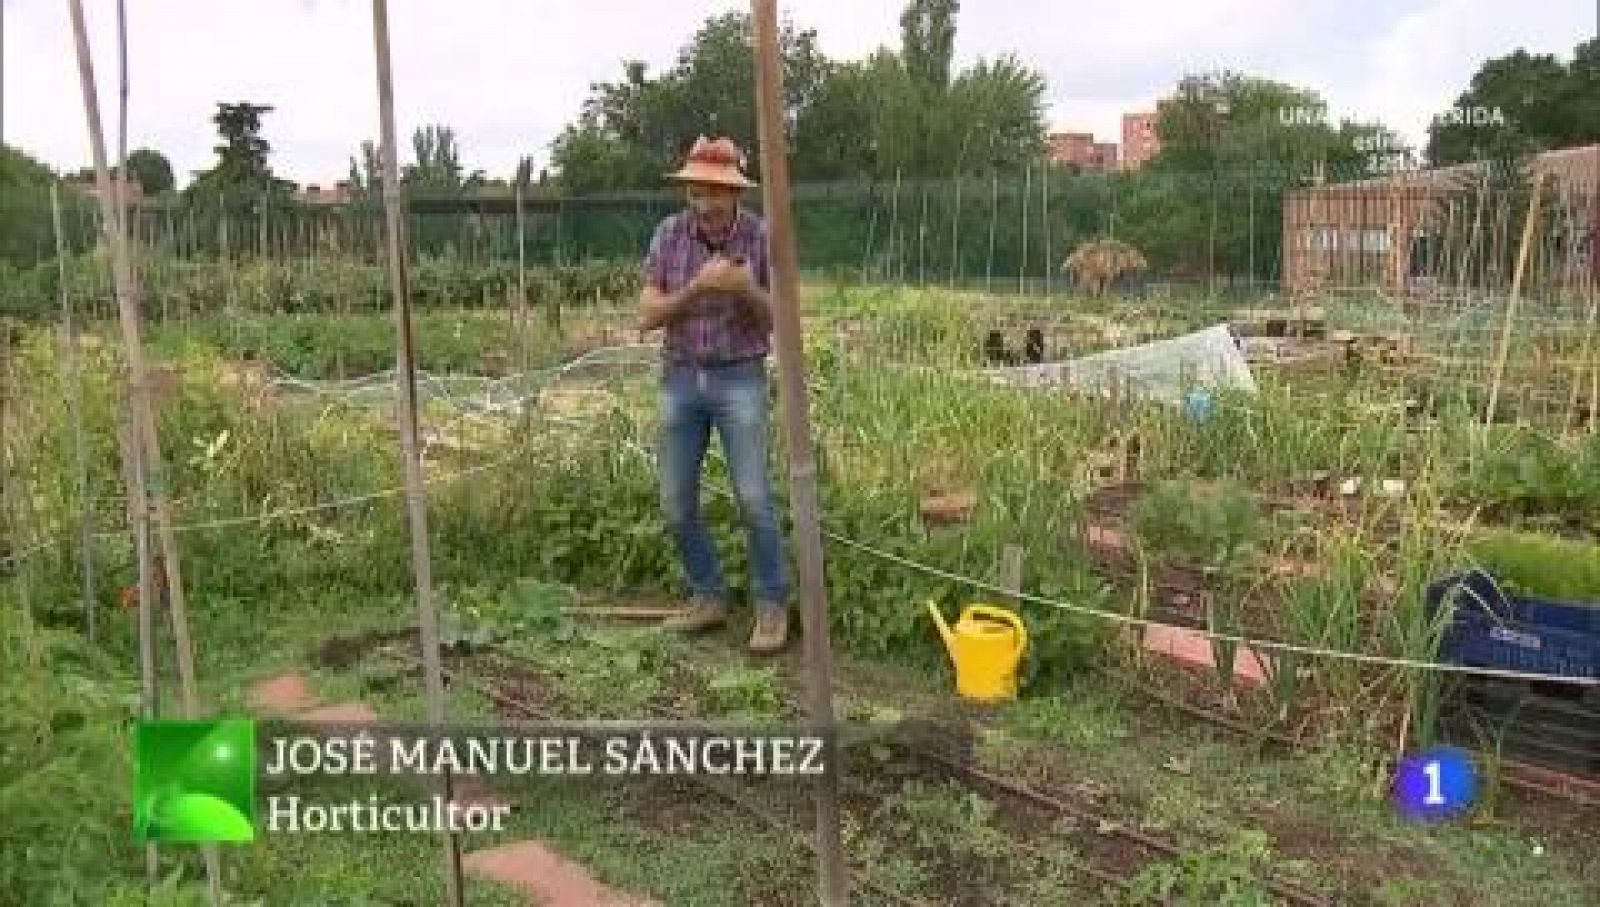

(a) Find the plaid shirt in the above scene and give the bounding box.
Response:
[643,209,772,365]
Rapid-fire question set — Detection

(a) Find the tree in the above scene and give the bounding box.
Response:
[550,12,831,190]
[548,3,1046,187]
[1425,42,1600,166]
[403,125,485,193]
[346,140,382,199]
[0,145,83,269]
[945,55,1048,174]
[188,101,292,198]
[124,148,174,193]
[899,0,959,91]
[1148,71,1397,181]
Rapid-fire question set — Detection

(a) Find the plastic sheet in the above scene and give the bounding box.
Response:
[982,323,1257,403]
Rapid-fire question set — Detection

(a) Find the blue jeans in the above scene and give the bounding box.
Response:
[658,359,791,610]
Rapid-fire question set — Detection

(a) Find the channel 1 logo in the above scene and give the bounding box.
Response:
[1390,746,1478,823]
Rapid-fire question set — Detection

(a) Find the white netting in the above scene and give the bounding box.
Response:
[266,342,660,415]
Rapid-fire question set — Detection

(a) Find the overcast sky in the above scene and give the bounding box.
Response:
[3,0,1594,186]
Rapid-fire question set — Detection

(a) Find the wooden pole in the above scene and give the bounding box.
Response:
[51,183,98,642]
[116,0,129,236]
[65,2,219,900]
[750,2,848,903]
[515,177,531,372]
[1485,172,1547,427]
[1042,164,1052,297]
[917,182,928,286]
[368,3,465,904]
[117,413,160,886]
[948,176,962,289]
[889,168,902,285]
[1019,163,1031,295]
[986,171,998,294]
[999,544,1024,607]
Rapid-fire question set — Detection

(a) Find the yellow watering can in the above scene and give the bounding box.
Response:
[926,601,1029,703]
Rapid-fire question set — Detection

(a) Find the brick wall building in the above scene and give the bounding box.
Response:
[1121,111,1160,170]
[74,174,143,204]
[1048,132,1118,170]
[301,182,353,205]
[1281,144,1600,297]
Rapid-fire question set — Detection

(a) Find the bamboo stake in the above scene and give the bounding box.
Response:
[368,3,465,904]
[861,180,879,279]
[1484,172,1547,427]
[515,177,530,372]
[948,177,962,288]
[117,413,160,886]
[65,6,220,899]
[1042,164,1052,297]
[986,172,998,294]
[889,168,902,285]
[917,182,928,286]
[1457,170,1487,293]
[1019,163,1031,295]
[751,2,848,902]
[115,0,128,235]
[51,183,97,642]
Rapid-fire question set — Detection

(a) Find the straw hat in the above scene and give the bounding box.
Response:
[666,136,757,189]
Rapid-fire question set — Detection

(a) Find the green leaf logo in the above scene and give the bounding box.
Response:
[135,719,257,843]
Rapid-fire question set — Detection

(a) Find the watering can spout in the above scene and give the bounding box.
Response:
[925,600,955,653]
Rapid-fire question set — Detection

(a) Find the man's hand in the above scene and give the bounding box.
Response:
[692,256,754,295]
[640,256,762,333]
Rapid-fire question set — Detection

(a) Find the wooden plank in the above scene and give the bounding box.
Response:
[999,544,1024,606]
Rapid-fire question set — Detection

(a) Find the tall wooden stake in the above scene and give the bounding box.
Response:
[368,3,465,904]
[117,414,160,886]
[948,177,962,288]
[65,2,219,901]
[51,184,98,642]
[1485,172,1547,427]
[514,177,531,372]
[1019,163,1031,295]
[116,0,129,231]
[750,3,848,903]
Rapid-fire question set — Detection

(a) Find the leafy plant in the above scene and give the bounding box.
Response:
[1130,479,1263,570]
[884,779,1011,864]
[1122,829,1275,906]
[440,579,578,650]
[704,665,786,719]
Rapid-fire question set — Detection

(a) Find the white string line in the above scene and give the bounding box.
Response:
[0,456,518,569]
[9,354,1596,687]
[611,434,1599,688]
[0,345,660,567]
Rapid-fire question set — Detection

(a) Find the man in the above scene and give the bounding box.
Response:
[638,136,791,654]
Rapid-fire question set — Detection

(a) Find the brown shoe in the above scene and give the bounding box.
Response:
[747,607,789,655]
[662,598,728,634]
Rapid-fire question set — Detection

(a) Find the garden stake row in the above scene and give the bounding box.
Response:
[50,182,98,643]
[64,0,222,901]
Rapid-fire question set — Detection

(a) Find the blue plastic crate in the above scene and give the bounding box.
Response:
[1424,570,1600,681]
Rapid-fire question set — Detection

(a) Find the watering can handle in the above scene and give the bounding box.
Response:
[965,604,1028,657]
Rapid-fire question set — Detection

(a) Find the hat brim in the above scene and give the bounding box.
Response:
[666,162,757,189]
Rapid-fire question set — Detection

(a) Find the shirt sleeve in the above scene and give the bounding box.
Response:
[642,219,671,292]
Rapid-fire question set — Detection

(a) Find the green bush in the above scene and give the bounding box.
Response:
[1466,529,1600,602]
[0,253,642,322]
